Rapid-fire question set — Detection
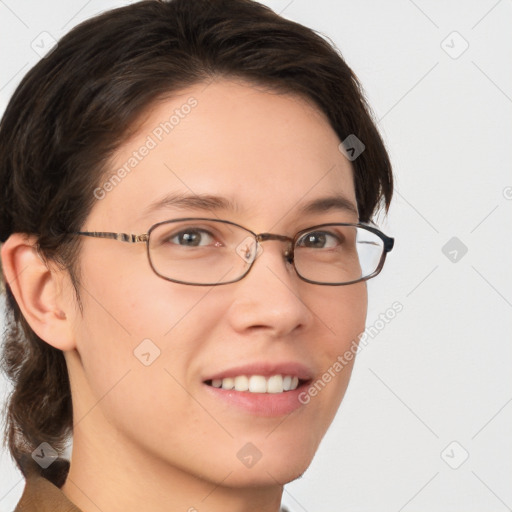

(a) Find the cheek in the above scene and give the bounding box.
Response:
[72,250,202,405]
[315,281,368,351]
[75,279,209,378]
[70,270,222,451]
[305,282,367,412]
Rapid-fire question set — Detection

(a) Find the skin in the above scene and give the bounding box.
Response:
[2,77,367,512]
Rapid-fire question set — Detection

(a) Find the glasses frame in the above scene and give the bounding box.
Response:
[74,217,394,286]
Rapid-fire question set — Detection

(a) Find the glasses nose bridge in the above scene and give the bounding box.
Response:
[254,232,294,261]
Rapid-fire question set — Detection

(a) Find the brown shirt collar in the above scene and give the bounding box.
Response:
[14,473,82,512]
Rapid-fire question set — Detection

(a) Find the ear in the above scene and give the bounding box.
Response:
[1,233,77,351]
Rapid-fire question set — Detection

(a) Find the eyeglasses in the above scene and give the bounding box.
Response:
[74,217,394,286]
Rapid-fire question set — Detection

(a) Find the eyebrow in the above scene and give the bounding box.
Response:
[299,195,359,217]
[140,192,359,220]
[140,193,237,219]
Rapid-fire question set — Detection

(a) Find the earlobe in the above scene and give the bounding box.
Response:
[1,233,75,351]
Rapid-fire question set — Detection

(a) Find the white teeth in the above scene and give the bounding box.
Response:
[211,379,222,388]
[221,377,234,390]
[267,375,283,394]
[234,375,249,391]
[249,375,267,393]
[209,374,301,393]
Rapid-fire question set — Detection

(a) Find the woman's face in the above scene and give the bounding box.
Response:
[65,78,367,487]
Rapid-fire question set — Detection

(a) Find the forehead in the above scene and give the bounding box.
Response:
[90,78,357,231]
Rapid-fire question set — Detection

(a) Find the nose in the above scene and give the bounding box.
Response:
[226,239,314,338]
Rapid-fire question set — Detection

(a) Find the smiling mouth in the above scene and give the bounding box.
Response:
[204,375,308,394]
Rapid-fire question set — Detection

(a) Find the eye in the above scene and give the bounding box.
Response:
[297,230,340,249]
[168,228,216,247]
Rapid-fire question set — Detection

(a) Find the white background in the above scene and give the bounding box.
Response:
[1,1,511,511]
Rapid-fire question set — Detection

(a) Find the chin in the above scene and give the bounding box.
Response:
[226,465,311,489]
[224,445,317,488]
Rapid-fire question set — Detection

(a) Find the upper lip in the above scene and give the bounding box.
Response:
[202,361,315,382]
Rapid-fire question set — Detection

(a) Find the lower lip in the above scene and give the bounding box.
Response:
[203,382,309,417]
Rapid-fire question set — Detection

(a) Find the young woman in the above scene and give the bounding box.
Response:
[0,0,394,510]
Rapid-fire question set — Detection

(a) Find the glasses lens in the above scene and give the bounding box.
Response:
[294,225,384,284]
[148,219,256,285]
